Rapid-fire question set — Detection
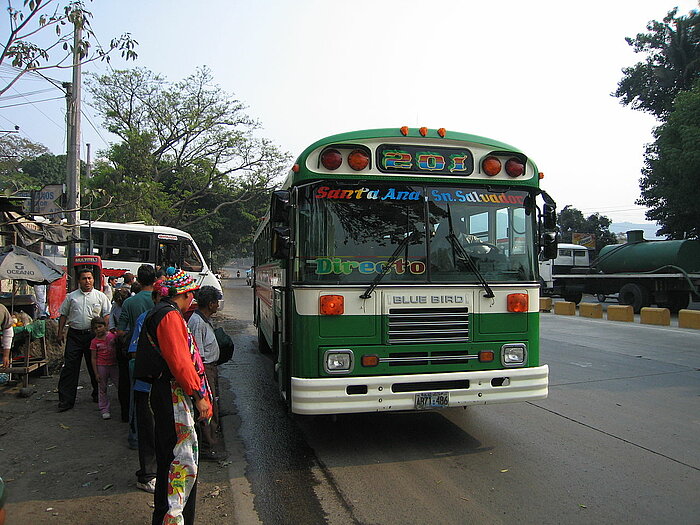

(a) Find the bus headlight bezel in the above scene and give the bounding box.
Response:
[501,343,527,367]
[323,349,354,374]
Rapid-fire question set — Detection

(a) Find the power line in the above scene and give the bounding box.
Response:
[0,95,63,109]
[6,85,65,134]
[81,108,110,148]
[0,87,57,101]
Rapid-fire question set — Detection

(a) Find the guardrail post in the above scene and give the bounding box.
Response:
[554,301,576,316]
[640,307,670,326]
[678,309,700,329]
[607,305,634,322]
[579,302,603,319]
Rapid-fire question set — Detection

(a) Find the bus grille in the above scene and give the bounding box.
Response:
[387,307,469,344]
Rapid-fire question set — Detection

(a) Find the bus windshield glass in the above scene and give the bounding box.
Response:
[295,182,537,284]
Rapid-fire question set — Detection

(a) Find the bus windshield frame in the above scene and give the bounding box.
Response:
[294,181,538,285]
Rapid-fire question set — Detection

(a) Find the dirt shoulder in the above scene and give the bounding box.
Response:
[1,347,237,524]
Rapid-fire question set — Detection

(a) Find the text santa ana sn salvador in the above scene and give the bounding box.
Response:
[314,186,525,205]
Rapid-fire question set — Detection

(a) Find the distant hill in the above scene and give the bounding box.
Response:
[610,222,663,240]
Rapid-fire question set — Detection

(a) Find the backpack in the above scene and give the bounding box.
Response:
[214,327,234,365]
[133,300,178,382]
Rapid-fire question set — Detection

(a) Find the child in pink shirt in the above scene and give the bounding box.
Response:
[90,316,118,420]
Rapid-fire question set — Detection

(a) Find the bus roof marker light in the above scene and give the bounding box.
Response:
[292,164,300,173]
[505,158,525,177]
[437,128,446,138]
[507,293,528,313]
[419,127,428,137]
[320,294,344,315]
[348,149,369,171]
[320,148,342,170]
[482,156,501,176]
[400,126,409,136]
[539,172,544,179]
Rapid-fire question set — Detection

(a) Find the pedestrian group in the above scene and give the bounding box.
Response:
[55,264,227,524]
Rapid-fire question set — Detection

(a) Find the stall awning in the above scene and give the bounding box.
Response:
[0,210,82,247]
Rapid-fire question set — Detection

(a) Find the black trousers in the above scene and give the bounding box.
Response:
[116,352,131,422]
[57,329,98,407]
[135,389,157,483]
[151,378,198,525]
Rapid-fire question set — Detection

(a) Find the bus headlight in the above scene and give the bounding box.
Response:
[324,349,354,374]
[501,344,527,367]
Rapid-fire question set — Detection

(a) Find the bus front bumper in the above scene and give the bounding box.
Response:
[290,365,548,415]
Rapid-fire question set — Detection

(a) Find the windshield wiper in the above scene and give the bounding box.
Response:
[445,204,495,298]
[360,231,416,299]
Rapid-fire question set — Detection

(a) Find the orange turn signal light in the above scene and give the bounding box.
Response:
[479,351,495,362]
[539,172,544,179]
[292,164,300,173]
[361,355,379,367]
[320,295,344,315]
[507,293,529,313]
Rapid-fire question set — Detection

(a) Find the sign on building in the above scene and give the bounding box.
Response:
[572,232,596,248]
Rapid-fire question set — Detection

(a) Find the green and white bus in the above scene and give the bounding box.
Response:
[253,127,557,415]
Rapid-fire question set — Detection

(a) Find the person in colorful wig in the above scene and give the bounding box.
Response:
[134,267,212,525]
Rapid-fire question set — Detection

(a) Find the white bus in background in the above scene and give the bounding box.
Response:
[42,220,223,301]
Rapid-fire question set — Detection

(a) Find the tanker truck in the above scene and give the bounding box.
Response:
[540,230,700,313]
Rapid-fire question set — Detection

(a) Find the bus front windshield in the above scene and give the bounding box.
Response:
[296,182,537,284]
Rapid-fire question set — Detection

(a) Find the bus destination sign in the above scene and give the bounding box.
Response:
[377,144,474,176]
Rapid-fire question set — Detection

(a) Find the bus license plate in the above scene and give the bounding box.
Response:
[415,392,449,410]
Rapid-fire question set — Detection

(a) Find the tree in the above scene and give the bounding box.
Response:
[86,66,290,261]
[613,8,700,118]
[0,0,137,96]
[637,81,700,239]
[557,205,618,252]
[0,134,49,192]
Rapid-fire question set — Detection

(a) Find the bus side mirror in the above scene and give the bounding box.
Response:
[271,190,291,224]
[543,203,556,231]
[271,226,291,259]
[541,231,558,260]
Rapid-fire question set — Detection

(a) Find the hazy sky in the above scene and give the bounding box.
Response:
[2,0,698,226]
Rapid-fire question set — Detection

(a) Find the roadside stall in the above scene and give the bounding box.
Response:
[0,245,64,387]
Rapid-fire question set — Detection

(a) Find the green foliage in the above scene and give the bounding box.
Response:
[0,0,137,96]
[0,135,49,192]
[613,8,700,118]
[638,81,700,239]
[557,205,618,252]
[86,66,290,264]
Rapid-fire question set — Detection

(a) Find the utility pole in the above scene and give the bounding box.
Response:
[65,12,82,290]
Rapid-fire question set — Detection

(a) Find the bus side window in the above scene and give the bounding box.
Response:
[181,242,203,272]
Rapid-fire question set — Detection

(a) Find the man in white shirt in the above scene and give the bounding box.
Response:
[56,269,111,412]
[187,285,226,460]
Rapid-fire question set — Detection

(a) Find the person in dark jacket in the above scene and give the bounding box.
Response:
[134,267,212,525]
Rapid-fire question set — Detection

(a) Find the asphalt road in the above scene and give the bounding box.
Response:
[218,280,700,525]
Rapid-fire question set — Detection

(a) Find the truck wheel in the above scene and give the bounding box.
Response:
[563,292,582,304]
[658,291,690,313]
[618,283,650,313]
